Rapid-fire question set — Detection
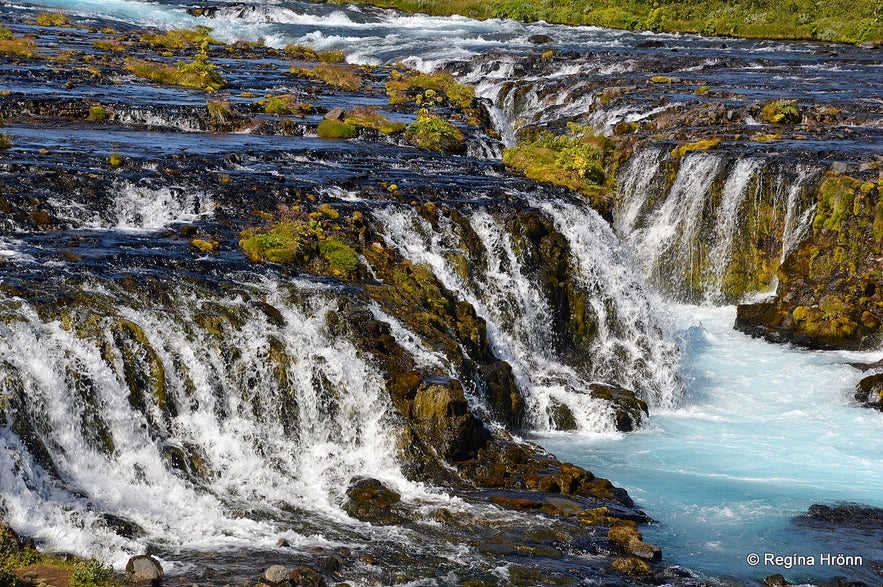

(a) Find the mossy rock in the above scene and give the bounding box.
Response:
[761,99,801,124]
[405,110,465,155]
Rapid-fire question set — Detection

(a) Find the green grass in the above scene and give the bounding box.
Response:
[331,0,883,44]
[125,51,226,91]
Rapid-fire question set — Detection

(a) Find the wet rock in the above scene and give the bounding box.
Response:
[261,565,289,585]
[797,503,883,529]
[324,108,346,121]
[125,555,164,586]
[548,399,577,431]
[636,40,666,48]
[288,566,326,587]
[528,34,554,44]
[610,556,650,576]
[855,373,883,409]
[735,174,883,350]
[588,383,648,432]
[342,477,407,525]
[410,378,487,461]
[762,574,791,586]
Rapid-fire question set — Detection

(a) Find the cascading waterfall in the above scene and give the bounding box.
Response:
[703,158,761,304]
[622,152,723,298]
[615,150,818,303]
[374,200,682,432]
[0,279,423,566]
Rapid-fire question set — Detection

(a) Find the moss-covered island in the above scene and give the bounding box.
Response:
[333,0,883,44]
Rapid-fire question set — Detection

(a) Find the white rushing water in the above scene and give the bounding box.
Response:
[374,200,682,432]
[541,305,883,584]
[0,280,436,568]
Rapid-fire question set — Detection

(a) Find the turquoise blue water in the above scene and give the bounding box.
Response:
[540,305,883,584]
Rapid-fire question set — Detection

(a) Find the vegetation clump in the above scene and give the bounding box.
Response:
[261,94,313,116]
[0,115,10,150]
[92,39,125,53]
[317,119,358,139]
[405,109,465,154]
[502,122,614,211]
[760,99,801,124]
[288,63,363,91]
[239,205,361,277]
[87,105,107,121]
[137,26,219,51]
[125,51,226,91]
[386,69,475,109]
[670,137,721,159]
[283,44,346,63]
[71,559,112,587]
[35,12,70,27]
[0,25,38,58]
[345,106,406,134]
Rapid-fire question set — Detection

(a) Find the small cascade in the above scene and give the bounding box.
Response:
[703,158,761,304]
[0,279,420,565]
[112,182,214,230]
[615,150,819,303]
[374,200,682,432]
[622,152,723,299]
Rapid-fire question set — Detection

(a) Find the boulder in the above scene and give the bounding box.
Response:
[323,108,346,121]
[288,566,326,587]
[855,373,883,410]
[589,383,648,432]
[125,555,163,586]
[342,477,406,525]
[409,378,487,461]
[528,34,554,44]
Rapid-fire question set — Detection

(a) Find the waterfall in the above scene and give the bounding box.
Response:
[621,152,723,299]
[615,150,819,303]
[374,200,682,432]
[703,158,761,304]
[0,279,422,566]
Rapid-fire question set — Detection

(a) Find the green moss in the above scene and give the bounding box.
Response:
[385,70,475,109]
[345,106,406,134]
[650,75,673,84]
[502,123,614,210]
[87,105,107,121]
[262,94,312,116]
[289,63,362,91]
[671,137,721,159]
[92,39,124,53]
[318,237,359,274]
[812,175,862,233]
[138,26,219,50]
[284,44,346,63]
[0,135,10,150]
[317,119,358,139]
[36,12,70,27]
[125,51,226,91]
[405,109,465,154]
[108,153,124,166]
[761,99,801,124]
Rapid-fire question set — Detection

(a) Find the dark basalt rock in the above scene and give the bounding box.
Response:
[735,174,883,350]
[528,34,554,44]
[589,383,649,432]
[797,503,883,530]
[855,373,883,410]
[342,477,407,525]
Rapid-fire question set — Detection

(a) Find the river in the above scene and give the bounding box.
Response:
[1,1,882,585]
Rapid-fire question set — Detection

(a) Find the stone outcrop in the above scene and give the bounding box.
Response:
[736,174,883,350]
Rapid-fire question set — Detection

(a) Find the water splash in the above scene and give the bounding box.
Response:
[0,279,423,566]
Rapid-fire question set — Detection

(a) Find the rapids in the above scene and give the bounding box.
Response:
[1,1,882,586]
